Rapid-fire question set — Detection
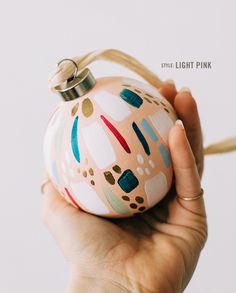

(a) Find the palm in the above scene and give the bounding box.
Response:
[57,186,206,293]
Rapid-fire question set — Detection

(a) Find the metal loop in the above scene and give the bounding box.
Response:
[57,58,78,81]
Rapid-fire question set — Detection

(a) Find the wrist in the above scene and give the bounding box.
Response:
[67,274,131,293]
[66,267,174,293]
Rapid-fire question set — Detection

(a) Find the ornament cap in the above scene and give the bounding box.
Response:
[54,61,96,101]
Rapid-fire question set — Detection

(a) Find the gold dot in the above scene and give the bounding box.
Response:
[122,84,131,87]
[161,101,166,106]
[104,171,115,185]
[82,98,94,118]
[82,171,87,177]
[146,93,154,99]
[144,97,152,103]
[112,165,122,174]
[71,103,79,116]
[153,100,160,106]
[88,168,94,176]
[164,108,170,113]
[90,180,95,185]
[134,88,142,94]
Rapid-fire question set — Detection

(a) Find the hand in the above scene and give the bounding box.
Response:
[42,82,207,293]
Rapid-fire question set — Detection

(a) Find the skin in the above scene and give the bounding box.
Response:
[42,82,207,293]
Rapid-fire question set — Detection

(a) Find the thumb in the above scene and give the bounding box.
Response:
[41,181,88,260]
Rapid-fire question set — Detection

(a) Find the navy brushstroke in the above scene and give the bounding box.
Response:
[132,122,150,155]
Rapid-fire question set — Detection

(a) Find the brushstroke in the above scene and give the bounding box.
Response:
[71,116,80,163]
[103,186,130,215]
[118,169,139,193]
[141,118,158,142]
[100,115,131,153]
[120,88,143,108]
[65,187,80,209]
[132,122,150,155]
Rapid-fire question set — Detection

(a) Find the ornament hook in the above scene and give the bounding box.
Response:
[57,58,79,81]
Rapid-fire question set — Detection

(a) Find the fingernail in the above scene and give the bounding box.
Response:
[175,119,185,129]
[165,79,175,85]
[40,178,50,194]
[179,87,191,94]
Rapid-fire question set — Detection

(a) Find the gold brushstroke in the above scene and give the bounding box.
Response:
[71,102,79,116]
[88,168,94,176]
[112,165,122,174]
[82,170,87,177]
[104,171,115,185]
[144,97,152,103]
[82,98,94,117]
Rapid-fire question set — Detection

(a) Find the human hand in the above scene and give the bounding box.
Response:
[42,82,207,293]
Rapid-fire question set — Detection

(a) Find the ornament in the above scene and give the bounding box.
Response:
[44,50,178,218]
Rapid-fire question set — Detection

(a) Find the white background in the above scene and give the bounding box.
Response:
[0,0,235,292]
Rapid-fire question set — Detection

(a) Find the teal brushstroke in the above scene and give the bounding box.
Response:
[118,169,139,193]
[71,116,80,163]
[103,186,129,215]
[120,88,143,108]
[159,144,171,167]
[141,118,158,142]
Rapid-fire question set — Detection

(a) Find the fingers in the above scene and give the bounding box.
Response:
[174,90,204,177]
[159,80,177,105]
[42,181,86,255]
[168,121,205,215]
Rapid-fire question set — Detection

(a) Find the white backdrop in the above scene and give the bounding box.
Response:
[0,0,235,292]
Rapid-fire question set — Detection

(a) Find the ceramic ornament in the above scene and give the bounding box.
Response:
[44,52,178,218]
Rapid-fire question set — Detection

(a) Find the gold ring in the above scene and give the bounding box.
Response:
[40,178,51,194]
[177,188,204,201]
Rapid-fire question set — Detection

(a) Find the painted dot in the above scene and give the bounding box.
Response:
[137,167,144,176]
[82,98,94,117]
[90,180,95,185]
[134,88,142,94]
[135,196,144,203]
[88,168,94,176]
[145,168,151,175]
[104,171,115,185]
[71,103,79,116]
[164,108,170,113]
[144,97,152,103]
[148,160,155,168]
[138,206,146,211]
[122,195,130,201]
[146,93,154,99]
[82,170,87,177]
[137,154,144,164]
[122,84,131,87]
[161,101,166,107]
[118,169,139,193]
[130,203,138,209]
[153,100,160,106]
[112,165,122,174]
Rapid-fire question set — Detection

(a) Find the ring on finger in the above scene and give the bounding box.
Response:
[176,188,204,201]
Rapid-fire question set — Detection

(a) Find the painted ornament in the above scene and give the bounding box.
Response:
[44,64,177,218]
